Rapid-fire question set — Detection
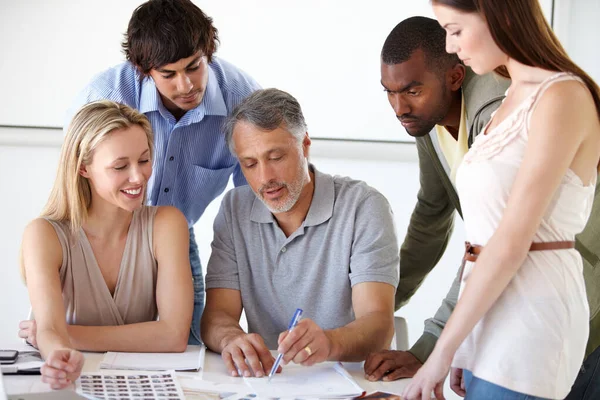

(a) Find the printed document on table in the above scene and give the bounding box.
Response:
[244,362,365,398]
[100,345,205,371]
[77,369,185,399]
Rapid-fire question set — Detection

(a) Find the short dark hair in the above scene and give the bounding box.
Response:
[122,0,219,76]
[381,16,459,74]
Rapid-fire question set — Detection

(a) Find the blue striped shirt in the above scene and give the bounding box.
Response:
[66,57,261,226]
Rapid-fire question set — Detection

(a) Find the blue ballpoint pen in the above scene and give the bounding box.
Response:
[267,308,303,382]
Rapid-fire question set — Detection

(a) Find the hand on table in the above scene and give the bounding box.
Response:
[364,350,423,381]
[18,319,38,348]
[221,333,278,378]
[41,349,84,390]
[277,318,332,367]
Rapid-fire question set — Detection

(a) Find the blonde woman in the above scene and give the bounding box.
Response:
[19,100,193,388]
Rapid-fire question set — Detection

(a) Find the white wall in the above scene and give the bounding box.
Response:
[0,0,435,142]
[553,0,600,83]
[0,0,557,143]
[0,132,61,344]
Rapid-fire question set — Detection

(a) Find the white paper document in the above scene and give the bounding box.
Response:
[178,376,247,399]
[244,362,365,398]
[99,345,205,371]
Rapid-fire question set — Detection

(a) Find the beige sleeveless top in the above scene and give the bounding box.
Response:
[45,205,159,326]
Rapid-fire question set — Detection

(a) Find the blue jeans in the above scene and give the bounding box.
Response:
[565,345,600,400]
[463,370,550,400]
[188,228,204,345]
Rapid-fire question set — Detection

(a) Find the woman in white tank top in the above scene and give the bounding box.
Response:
[19,101,193,388]
[403,1,600,399]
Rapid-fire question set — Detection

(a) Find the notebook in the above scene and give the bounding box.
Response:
[99,345,204,371]
[244,362,365,398]
[0,351,43,375]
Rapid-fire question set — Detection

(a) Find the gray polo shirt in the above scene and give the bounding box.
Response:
[205,165,399,349]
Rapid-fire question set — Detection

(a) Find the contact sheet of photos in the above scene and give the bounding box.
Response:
[76,370,185,399]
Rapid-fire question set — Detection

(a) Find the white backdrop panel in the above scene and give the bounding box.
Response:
[0,1,554,141]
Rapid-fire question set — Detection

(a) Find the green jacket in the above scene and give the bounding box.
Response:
[397,69,600,362]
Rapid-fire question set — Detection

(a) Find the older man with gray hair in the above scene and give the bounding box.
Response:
[201,88,399,378]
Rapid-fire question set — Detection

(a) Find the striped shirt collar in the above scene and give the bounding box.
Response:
[138,63,227,122]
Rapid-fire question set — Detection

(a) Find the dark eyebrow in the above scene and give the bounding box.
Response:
[381,80,424,93]
[156,66,174,74]
[156,56,202,74]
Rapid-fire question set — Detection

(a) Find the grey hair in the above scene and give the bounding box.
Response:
[224,88,308,155]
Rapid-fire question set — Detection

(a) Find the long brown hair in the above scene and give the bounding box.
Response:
[432,0,600,119]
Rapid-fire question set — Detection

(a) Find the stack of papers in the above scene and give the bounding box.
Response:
[0,350,43,375]
[178,377,246,399]
[99,345,205,371]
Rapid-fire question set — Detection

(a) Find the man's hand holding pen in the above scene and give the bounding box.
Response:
[276,318,333,367]
[220,312,334,379]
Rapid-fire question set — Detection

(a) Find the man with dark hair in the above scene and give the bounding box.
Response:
[62,0,260,345]
[364,15,509,379]
[201,88,399,377]
[381,16,458,78]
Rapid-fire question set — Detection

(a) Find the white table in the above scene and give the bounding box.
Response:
[4,350,412,398]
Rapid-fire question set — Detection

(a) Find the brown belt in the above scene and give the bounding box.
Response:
[459,240,576,281]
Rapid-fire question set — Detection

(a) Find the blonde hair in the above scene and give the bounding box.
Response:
[41,100,154,233]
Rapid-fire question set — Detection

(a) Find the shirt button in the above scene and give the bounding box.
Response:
[281,247,286,253]
[169,156,174,161]
[164,188,170,193]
